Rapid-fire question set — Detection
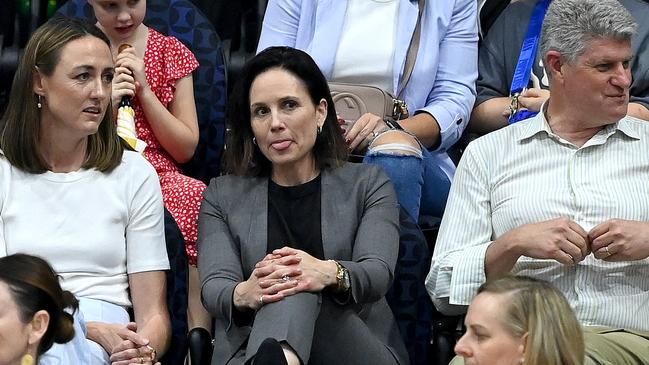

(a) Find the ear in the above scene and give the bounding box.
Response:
[316,98,327,129]
[518,332,529,361]
[32,67,45,97]
[545,50,565,83]
[28,310,50,346]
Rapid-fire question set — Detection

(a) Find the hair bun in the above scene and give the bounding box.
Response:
[52,290,79,343]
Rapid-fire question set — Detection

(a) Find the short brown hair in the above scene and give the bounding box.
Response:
[0,16,125,173]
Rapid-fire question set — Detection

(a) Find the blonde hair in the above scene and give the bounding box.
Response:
[478,276,584,365]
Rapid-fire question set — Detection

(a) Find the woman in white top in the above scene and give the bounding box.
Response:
[0,17,169,365]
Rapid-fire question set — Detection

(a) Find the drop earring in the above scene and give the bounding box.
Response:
[317,125,322,134]
[36,95,42,109]
[252,137,257,145]
[21,354,34,365]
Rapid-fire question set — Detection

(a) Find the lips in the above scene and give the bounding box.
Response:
[115,25,133,35]
[83,106,102,115]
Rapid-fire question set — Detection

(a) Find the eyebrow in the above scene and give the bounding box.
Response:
[71,65,114,73]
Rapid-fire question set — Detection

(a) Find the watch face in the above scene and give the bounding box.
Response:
[342,269,351,290]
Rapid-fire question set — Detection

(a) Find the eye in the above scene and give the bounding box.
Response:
[252,106,269,118]
[596,63,612,72]
[76,72,90,81]
[102,72,114,83]
[282,99,298,109]
[622,60,630,69]
[127,0,140,6]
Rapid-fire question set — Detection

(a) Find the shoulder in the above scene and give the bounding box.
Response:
[204,173,263,201]
[114,151,158,180]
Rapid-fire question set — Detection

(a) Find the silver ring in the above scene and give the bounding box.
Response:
[372,131,379,138]
[567,253,575,264]
[282,275,290,282]
[259,295,264,306]
[605,246,611,256]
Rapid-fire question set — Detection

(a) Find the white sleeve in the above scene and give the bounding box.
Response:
[425,143,493,315]
[125,157,169,274]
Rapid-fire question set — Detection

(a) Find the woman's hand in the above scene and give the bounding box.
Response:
[268,247,338,296]
[344,113,389,152]
[233,253,302,311]
[109,322,156,365]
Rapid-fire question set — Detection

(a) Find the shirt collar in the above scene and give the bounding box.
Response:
[517,103,641,142]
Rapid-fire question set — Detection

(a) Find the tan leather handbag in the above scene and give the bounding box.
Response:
[328,0,425,125]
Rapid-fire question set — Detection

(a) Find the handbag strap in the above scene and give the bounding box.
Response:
[397,0,426,97]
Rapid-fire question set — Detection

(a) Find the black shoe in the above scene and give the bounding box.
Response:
[252,338,288,365]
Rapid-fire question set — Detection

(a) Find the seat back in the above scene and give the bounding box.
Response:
[56,0,227,183]
[386,207,434,365]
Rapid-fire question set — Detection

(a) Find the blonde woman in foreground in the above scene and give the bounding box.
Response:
[454,276,584,365]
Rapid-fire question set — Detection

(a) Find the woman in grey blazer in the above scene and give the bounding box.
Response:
[198,47,409,365]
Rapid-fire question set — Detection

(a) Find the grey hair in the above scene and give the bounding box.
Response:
[540,0,637,65]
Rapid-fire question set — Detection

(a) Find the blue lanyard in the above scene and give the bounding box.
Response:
[509,0,552,124]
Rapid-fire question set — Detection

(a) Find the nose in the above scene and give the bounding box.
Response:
[611,63,632,89]
[269,110,285,131]
[91,78,108,100]
[454,333,472,358]
[117,10,131,23]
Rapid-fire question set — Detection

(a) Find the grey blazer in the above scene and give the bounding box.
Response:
[197,163,407,364]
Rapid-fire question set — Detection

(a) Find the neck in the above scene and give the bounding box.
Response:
[545,99,606,147]
[39,117,89,173]
[271,159,319,186]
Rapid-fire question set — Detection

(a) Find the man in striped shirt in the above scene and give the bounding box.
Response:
[427,0,649,363]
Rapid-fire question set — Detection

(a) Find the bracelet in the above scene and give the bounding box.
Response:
[384,119,404,131]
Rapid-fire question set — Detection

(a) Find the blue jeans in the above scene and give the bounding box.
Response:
[364,148,451,221]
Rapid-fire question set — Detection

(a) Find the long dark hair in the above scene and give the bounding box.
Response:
[0,16,125,174]
[225,46,347,176]
[0,254,78,355]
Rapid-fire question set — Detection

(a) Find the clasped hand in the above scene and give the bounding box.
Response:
[235,247,337,311]
[502,217,649,265]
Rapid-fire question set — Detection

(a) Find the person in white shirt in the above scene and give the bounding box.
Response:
[0,17,169,365]
[426,0,649,363]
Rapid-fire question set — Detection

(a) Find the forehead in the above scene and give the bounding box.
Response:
[56,36,113,70]
[249,68,309,101]
[466,292,509,324]
[576,37,633,64]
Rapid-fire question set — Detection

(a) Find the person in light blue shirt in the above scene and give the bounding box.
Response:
[257,0,478,222]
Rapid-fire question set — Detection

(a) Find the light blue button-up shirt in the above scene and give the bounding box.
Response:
[257,0,479,179]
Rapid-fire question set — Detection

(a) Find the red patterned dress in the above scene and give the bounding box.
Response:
[134,28,205,266]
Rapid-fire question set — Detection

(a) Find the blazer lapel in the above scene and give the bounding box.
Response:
[393,0,419,93]
[320,168,353,261]
[310,0,349,78]
[242,177,268,273]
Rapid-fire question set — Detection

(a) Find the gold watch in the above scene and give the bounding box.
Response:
[332,260,350,292]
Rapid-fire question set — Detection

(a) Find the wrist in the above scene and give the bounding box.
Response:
[233,282,252,310]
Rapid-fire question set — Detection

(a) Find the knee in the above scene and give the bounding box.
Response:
[369,130,421,156]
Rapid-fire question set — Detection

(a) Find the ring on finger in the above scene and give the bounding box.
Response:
[282,275,290,282]
[259,295,264,306]
[138,357,144,364]
[605,246,611,257]
[567,253,575,264]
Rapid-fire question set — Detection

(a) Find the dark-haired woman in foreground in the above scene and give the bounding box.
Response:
[0,254,77,365]
[198,46,409,365]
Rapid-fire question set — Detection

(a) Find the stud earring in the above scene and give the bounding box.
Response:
[252,137,257,145]
[36,95,42,109]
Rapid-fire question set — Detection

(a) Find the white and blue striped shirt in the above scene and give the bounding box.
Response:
[426,112,649,332]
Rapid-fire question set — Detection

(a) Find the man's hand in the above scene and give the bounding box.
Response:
[498,217,590,265]
[589,219,649,261]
